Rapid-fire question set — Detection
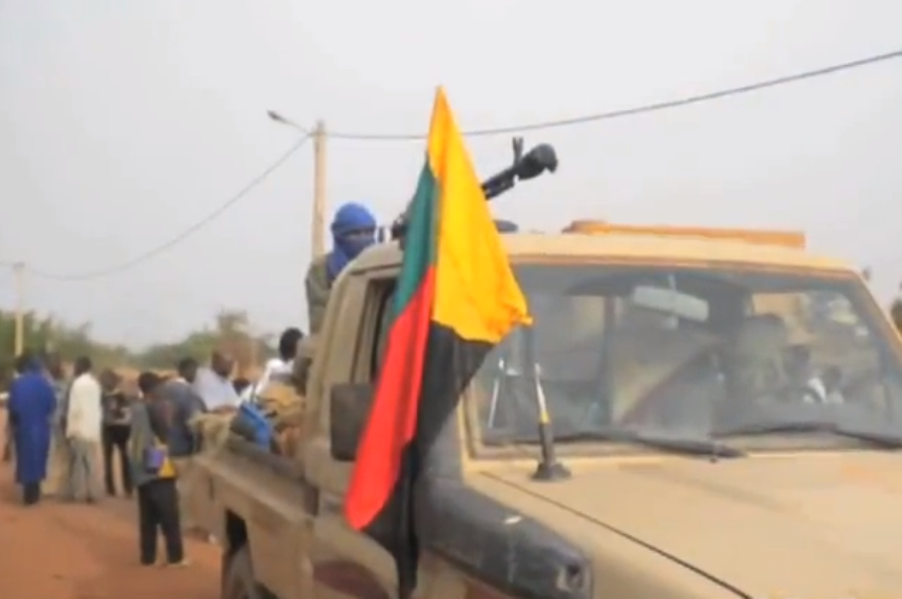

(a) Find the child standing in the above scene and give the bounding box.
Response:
[130,372,187,567]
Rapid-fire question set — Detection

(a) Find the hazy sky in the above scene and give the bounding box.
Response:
[1,0,901,347]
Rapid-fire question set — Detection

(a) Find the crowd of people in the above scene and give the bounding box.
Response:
[2,325,305,567]
[0,199,379,567]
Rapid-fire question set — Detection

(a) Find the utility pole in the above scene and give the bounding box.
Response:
[13,262,24,357]
[312,120,327,258]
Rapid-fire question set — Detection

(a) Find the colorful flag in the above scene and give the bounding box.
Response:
[344,86,532,597]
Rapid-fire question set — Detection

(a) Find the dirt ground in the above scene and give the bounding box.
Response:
[0,412,221,599]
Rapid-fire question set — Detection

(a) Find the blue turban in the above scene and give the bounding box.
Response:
[326,202,377,281]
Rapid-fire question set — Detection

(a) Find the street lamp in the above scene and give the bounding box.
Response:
[266,110,326,258]
[266,110,307,133]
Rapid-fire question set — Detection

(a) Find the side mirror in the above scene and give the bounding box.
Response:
[329,383,375,461]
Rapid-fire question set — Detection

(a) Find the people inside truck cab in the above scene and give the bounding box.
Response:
[782,344,845,404]
[192,350,242,414]
[241,327,304,401]
[722,313,788,402]
[305,202,377,335]
[782,344,816,401]
[814,365,845,404]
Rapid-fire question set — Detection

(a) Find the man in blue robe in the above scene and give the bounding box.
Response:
[7,352,57,505]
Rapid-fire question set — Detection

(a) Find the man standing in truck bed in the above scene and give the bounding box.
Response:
[299,202,377,394]
[305,202,377,335]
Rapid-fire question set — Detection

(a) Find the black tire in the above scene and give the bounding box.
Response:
[222,546,275,599]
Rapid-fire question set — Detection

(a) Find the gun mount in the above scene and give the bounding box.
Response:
[389,137,558,241]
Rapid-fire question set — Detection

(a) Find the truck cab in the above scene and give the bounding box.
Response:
[188,225,902,599]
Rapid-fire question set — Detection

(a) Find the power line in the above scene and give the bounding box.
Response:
[11,48,902,280]
[325,48,902,141]
[29,134,311,282]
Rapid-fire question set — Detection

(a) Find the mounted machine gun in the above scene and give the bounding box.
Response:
[389,137,558,242]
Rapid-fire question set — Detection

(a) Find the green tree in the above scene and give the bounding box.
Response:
[0,307,275,387]
[131,309,274,373]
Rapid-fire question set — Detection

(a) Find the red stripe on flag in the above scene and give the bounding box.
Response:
[344,267,436,530]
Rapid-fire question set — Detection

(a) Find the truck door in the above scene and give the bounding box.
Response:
[306,270,398,599]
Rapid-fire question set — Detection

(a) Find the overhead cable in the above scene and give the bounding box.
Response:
[30,134,311,282]
[324,48,902,141]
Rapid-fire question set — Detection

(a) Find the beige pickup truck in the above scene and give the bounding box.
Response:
[187,225,902,599]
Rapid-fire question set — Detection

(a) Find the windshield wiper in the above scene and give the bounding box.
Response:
[714,421,902,449]
[550,429,745,458]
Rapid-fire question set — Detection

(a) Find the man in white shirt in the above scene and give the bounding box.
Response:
[66,356,103,503]
[241,327,304,402]
[192,350,242,414]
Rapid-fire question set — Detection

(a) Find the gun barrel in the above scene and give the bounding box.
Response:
[390,140,556,241]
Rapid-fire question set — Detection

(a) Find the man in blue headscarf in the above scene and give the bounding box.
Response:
[305,202,377,335]
[7,351,57,505]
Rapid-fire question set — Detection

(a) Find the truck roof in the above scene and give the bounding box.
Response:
[353,232,852,273]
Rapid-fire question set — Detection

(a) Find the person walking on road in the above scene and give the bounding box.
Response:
[43,353,71,499]
[65,356,103,503]
[7,352,57,506]
[131,371,187,567]
[100,369,133,498]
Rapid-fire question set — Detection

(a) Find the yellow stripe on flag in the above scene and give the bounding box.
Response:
[426,87,532,343]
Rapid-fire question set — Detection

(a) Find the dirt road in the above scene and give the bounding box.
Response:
[0,430,221,599]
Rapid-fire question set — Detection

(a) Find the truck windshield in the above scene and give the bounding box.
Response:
[472,263,902,451]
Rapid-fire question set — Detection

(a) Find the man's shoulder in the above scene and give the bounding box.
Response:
[306,255,329,279]
[160,378,196,399]
[9,376,26,392]
[21,371,45,383]
[192,367,219,388]
[73,374,101,391]
[73,373,95,384]
[264,358,290,374]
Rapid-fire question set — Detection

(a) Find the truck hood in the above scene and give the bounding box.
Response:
[486,452,902,598]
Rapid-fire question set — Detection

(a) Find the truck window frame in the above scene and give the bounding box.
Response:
[348,269,399,386]
[371,285,397,378]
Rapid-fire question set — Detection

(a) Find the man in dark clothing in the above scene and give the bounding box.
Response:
[131,371,186,567]
[177,357,199,385]
[100,369,133,498]
[162,360,206,533]
[157,376,204,458]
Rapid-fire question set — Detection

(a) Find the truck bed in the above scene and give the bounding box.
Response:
[187,435,315,540]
